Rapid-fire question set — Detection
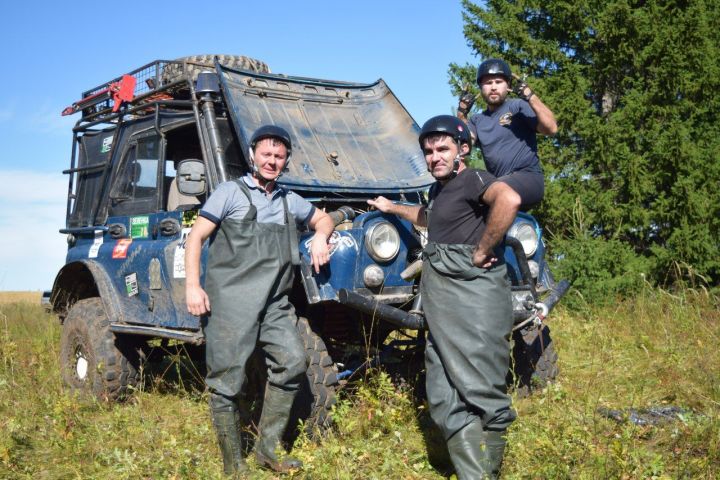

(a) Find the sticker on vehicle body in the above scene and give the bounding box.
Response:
[130,216,150,238]
[112,238,132,259]
[88,230,103,258]
[125,272,138,297]
[304,231,357,258]
[173,228,192,278]
[101,135,114,153]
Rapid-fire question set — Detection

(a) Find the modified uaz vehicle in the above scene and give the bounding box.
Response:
[50,55,569,430]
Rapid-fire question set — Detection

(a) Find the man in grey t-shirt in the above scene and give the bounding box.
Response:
[458,58,557,209]
[185,125,334,475]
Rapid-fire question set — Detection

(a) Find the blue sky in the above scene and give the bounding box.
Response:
[0,0,477,290]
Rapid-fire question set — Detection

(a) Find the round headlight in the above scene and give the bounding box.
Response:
[507,222,538,258]
[363,265,385,288]
[364,221,400,263]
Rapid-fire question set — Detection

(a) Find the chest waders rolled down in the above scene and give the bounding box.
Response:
[420,194,516,479]
[204,178,307,474]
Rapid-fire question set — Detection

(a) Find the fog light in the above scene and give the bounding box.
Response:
[363,265,385,288]
[528,260,540,279]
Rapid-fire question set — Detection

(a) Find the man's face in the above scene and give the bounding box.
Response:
[252,138,288,180]
[479,74,509,107]
[422,134,468,180]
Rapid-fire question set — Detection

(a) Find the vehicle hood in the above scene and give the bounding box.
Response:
[218,65,433,193]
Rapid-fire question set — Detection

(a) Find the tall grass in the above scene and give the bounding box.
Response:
[0,286,718,479]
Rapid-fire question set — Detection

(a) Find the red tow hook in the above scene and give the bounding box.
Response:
[61,74,137,116]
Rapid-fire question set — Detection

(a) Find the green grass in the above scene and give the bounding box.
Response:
[1,286,718,479]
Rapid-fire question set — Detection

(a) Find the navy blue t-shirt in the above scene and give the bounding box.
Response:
[468,99,541,177]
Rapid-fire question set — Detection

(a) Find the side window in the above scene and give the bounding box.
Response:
[109,136,161,216]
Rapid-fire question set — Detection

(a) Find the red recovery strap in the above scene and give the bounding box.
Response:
[61,74,137,116]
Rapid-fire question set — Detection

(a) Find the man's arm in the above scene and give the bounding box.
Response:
[185,216,217,316]
[473,182,521,268]
[306,209,335,273]
[514,78,558,136]
[528,94,558,136]
[367,196,427,227]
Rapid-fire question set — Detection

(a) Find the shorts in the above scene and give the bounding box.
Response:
[497,170,544,211]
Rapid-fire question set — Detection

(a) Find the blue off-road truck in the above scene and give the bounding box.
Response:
[50,54,568,430]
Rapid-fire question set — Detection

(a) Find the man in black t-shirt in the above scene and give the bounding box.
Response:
[368,115,520,480]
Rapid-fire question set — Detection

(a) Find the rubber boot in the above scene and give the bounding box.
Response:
[446,420,487,480]
[254,385,303,472]
[211,405,249,477]
[480,430,507,479]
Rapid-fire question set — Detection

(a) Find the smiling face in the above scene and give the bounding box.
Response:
[252,137,288,182]
[422,134,469,181]
[479,74,510,110]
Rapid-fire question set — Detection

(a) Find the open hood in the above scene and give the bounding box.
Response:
[218,65,433,193]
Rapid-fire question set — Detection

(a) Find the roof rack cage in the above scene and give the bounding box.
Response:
[80,60,183,118]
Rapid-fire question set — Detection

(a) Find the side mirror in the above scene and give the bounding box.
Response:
[177,159,206,196]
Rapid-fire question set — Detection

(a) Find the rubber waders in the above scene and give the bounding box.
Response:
[211,406,249,477]
[481,430,507,479]
[446,421,507,479]
[254,386,303,472]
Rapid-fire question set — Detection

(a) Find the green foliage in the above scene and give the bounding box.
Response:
[452,0,720,295]
[2,300,718,478]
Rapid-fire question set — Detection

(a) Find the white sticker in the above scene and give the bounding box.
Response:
[125,273,139,297]
[173,228,192,278]
[88,230,104,258]
[304,231,357,258]
[101,135,114,153]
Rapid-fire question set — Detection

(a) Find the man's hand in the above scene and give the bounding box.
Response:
[186,284,211,316]
[457,84,476,118]
[367,196,396,214]
[511,73,534,101]
[472,246,498,268]
[309,233,330,274]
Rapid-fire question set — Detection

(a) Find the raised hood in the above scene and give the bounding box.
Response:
[218,64,433,193]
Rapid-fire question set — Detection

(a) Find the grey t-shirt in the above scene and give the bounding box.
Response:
[469,98,541,177]
[199,174,315,226]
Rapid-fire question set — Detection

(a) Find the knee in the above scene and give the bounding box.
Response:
[284,342,309,380]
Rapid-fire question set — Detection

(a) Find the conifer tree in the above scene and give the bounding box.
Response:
[451,0,720,296]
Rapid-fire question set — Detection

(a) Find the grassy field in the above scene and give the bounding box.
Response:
[0,287,718,479]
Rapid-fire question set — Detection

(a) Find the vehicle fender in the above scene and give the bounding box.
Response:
[50,260,124,324]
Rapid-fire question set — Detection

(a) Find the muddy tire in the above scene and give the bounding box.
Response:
[161,54,270,84]
[288,316,339,437]
[509,324,558,397]
[59,298,141,401]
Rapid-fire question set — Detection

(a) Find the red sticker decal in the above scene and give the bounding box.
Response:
[112,239,133,259]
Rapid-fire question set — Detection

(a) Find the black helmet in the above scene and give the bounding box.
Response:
[418,115,472,151]
[250,125,292,155]
[476,58,512,86]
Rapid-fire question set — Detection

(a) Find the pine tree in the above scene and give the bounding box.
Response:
[451,0,720,297]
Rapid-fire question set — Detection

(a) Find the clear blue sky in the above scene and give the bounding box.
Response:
[0,0,477,291]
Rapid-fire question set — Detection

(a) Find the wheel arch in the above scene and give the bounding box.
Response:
[50,260,124,324]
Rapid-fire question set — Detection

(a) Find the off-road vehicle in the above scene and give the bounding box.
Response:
[50,55,569,431]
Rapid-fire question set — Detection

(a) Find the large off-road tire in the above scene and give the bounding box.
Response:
[161,54,270,85]
[59,298,141,401]
[288,316,339,437]
[509,324,558,397]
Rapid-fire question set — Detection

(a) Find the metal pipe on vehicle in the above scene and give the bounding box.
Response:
[338,289,426,330]
[505,237,538,299]
[195,72,228,183]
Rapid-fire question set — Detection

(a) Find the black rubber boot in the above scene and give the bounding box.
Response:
[211,405,249,477]
[446,420,487,480]
[480,430,507,479]
[254,385,303,472]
